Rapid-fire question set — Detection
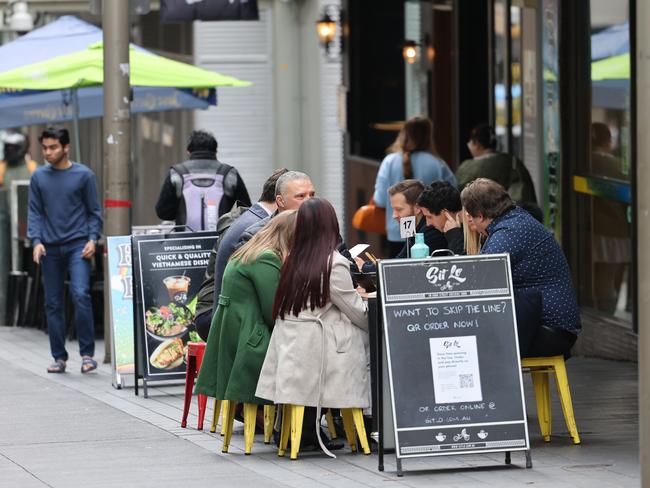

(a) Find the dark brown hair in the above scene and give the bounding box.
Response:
[460,178,515,219]
[388,116,437,179]
[273,198,341,319]
[260,168,288,203]
[469,123,497,150]
[388,179,425,204]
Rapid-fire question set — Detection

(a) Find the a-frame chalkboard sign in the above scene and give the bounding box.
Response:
[376,254,531,475]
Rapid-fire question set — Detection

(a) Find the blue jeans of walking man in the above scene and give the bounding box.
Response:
[41,239,95,362]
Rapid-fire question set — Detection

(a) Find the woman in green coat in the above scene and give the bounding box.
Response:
[195,210,297,403]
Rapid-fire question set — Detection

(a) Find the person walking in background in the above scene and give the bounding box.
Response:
[155,129,251,231]
[256,198,368,456]
[27,127,102,374]
[373,116,456,256]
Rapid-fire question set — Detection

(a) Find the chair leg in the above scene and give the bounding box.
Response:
[351,409,371,455]
[181,355,196,428]
[264,405,276,444]
[278,404,291,457]
[222,401,237,453]
[197,394,208,430]
[210,399,222,433]
[220,400,230,436]
[531,371,552,442]
[553,361,581,445]
[341,408,358,452]
[243,403,258,455]
[325,409,338,439]
[290,405,305,460]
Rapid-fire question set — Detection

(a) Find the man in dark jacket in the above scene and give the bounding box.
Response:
[389,179,448,258]
[155,130,251,231]
[416,181,464,255]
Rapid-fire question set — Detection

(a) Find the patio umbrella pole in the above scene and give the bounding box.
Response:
[102,1,131,366]
[72,87,81,162]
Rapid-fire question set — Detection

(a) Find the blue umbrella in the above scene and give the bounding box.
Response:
[0,16,218,130]
[591,22,629,61]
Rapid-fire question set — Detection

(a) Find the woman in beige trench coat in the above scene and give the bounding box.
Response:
[255,198,369,454]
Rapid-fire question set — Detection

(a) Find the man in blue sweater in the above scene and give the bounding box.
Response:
[28,127,103,374]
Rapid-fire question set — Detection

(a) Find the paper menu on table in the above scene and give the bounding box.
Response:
[348,243,370,259]
[429,335,483,404]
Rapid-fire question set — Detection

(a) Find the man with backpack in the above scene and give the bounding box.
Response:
[155,130,251,231]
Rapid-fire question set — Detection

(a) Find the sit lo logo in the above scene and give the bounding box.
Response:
[425,264,466,291]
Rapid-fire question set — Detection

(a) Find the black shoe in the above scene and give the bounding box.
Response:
[301,428,344,452]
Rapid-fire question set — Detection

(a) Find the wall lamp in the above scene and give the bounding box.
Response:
[402,36,435,65]
[402,40,418,64]
[316,4,340,59]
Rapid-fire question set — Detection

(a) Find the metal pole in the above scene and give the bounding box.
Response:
[637,1,650,485]
[102,0,131,364]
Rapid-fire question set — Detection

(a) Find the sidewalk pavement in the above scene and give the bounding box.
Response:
[0,325,639,488]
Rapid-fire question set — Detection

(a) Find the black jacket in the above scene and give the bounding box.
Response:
[154,150,251,225]
[396,218,448,259]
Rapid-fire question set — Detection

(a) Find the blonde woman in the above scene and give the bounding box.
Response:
[195,210,297,404]
[462,210,482,255]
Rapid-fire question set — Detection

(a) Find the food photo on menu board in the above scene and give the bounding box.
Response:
[134,233,217,379]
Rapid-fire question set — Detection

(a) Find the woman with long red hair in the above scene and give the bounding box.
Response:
[255,198,369,456]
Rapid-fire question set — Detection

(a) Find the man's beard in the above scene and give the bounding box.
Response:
[47,152,67,165]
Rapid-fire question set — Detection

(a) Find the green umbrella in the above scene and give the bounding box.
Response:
[0,41,251,89]
[591,53,630,81]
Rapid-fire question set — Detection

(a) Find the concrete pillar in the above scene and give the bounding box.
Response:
[637,1,650,485]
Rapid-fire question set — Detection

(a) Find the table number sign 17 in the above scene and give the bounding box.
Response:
[400,216,416,239]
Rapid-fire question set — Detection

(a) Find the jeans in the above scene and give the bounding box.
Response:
[41,239,94,361]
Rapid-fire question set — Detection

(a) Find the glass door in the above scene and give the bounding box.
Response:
[574,0,632,321]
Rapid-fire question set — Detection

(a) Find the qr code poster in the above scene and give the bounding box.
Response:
[429,336,483,404]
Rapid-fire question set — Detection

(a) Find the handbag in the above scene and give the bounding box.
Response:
[352,197,386,234]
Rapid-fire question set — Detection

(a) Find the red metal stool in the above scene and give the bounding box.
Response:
[181,341,208,429]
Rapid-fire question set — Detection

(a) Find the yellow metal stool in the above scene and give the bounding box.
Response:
[521,355,581,444]
[278,405,371,460]
[221,402,277,454]
[325,409,338,439]
[209,399,223,434]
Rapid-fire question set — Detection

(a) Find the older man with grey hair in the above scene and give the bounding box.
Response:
[237,170,315,245]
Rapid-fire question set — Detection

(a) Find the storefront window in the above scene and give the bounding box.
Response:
[493,0,508,151]
[575,0,632,320]
[493,1,523,159]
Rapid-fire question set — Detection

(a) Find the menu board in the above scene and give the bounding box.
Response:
[133,231,217,383]
[107,236,135,388]
[377,254,529,459]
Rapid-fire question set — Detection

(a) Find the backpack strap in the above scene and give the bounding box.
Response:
[171,162,190,176]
